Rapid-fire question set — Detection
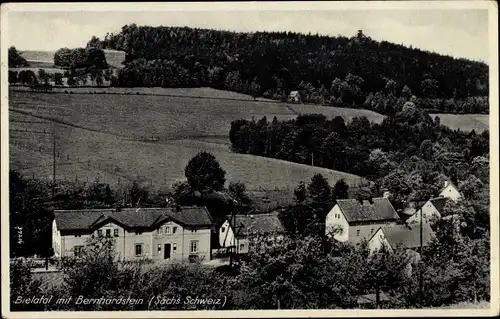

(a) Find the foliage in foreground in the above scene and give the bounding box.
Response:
[11,216,490,311]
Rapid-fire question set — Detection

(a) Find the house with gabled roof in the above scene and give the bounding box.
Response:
[439,180,462,201]
[368,223,435,255]
[287,90,302,103]
[325,198,399,245]
[405,197,451,225]
[52,206,213,262]
[219,212,284,254]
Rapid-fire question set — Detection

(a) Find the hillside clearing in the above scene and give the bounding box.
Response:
[430,113,489,133]
[9,90,366,194]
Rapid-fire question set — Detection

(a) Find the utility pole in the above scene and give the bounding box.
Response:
[311,151,314,166]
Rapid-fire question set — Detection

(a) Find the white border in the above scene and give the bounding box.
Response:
[1,1,499,318]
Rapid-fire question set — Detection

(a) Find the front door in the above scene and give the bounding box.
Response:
[164,244,171,259]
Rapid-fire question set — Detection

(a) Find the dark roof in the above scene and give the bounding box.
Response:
[336,198,399,223]
[349,224,381,246]
[381,223,435,249]
[429,197,450,214]
[226,212,284,239]
[54,206,213,231]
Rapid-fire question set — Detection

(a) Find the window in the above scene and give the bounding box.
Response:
[190,240,199,253]
[135,244,143,256]
[370,228,374,234]
[74,246,84,257]
[114,229,119,237]
[157,244,161,253]
[172,226,177,234]
[135,231,142,235]
[356,229,360,236]
[75,234,81,238]
[221,227,225,233]
[240,243,244,251]
[97,230,103,237]
[165,227,171,235]
[106,229,111,238]
[173,243,177,252]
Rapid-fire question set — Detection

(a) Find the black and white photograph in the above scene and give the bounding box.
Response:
[1,1,498,317]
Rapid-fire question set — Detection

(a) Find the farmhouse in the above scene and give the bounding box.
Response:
[52,206,213,262]
[288,90,302,103]
[405,197,451,225]
[367,223,435,255]
[325,197,399,245]
[219,212,284,254]
[439,180,462,201]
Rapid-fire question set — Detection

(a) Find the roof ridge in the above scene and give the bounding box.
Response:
[54,209,115,212]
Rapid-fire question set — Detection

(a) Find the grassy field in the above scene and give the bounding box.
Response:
[430,113,489,133]
[9,89,367,194]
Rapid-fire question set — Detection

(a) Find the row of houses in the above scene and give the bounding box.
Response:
[52,180,462,261]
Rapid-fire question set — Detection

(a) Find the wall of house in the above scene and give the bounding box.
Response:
[219,220,235,248]
[325,205,349,242]
[406,202,441,225]
[180,227,211,262]
[60,222,126,258]
[151,220,185,261]
[235,238,249,254]
[439,185,462,201]
[124,230,152,259]
[58,221,211,262]
[368,228,392,255]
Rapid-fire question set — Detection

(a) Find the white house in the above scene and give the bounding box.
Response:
[406,197,450,225]
[219,212,284,254]
[439,180,462,201]
[325,198,399,246]
[52,207,213,262]
[288,91,302,103]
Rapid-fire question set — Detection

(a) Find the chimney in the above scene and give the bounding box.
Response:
[382,189,391,199]
[444,180,449,188]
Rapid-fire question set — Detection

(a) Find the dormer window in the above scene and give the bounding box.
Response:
[165,226,171,234]
[221,227,226,233]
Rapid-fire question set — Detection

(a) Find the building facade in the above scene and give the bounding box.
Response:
[52,206,213,262]
[325,198,399,246]
[219,212,284,254]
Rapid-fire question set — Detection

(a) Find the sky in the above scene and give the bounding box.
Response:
[6,5,491,63]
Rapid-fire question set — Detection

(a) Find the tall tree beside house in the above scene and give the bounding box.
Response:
[361,245,411,307]
[294,181,307,204]
[228,181,251,209]
[332,179,349,200]
[185,151,226,194]
[307,173,332,209]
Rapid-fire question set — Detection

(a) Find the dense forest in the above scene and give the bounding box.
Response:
[91,25,488,114]
[230,104,489,217]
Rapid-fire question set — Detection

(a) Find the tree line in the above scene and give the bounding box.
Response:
[230,105,489,214]
[89,25,488,114]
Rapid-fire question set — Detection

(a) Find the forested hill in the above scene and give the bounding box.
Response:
[94,25,489,114]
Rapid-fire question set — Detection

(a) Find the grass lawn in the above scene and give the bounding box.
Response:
[9,89,366,194]
[430,113,489,133]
